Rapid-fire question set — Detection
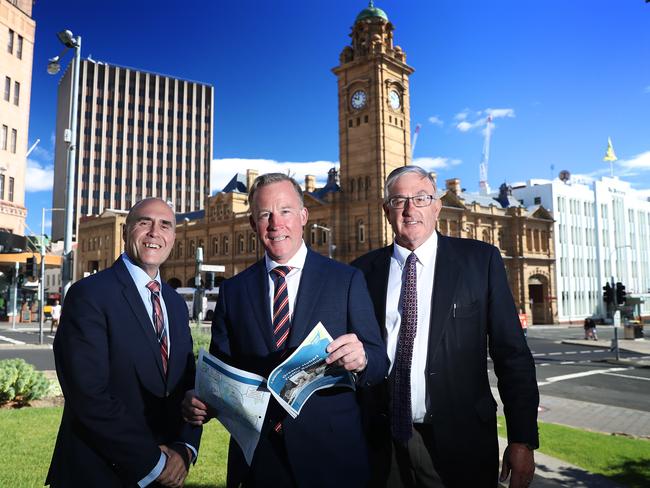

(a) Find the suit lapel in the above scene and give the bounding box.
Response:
[113,259,167,380]
[162,284,182,384]
[428,233,461,364]
[289,250,326,348]
[245,259,276,352]
[365,247,392,338]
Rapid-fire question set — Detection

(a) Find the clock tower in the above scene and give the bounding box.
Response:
[332,2,414,259]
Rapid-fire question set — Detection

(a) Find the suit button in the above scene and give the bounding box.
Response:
[429,372,437,376]
[165,390,170,397]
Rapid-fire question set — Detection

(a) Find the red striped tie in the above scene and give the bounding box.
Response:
[146,280,168,375]
[271,266,293,350]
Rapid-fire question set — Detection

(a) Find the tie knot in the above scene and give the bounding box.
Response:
[146,280,160,294]
[271,266,292,279]
[406,252,418,267]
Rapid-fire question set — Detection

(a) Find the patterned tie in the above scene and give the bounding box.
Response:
[271,266,293,350]
[392,252,418,444]
[146,280,168,375]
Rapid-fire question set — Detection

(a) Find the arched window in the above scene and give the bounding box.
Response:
[223,236,229,255]
[482,229,492,244]
[238,234,244,254]
[212,237,218,256]
[177,242,183,259]
[189,240,195,257]
[357,219,365,243]
[248,233,256,252]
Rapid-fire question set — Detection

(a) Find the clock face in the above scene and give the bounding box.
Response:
[350,90,367,110]
[389,89,401,110]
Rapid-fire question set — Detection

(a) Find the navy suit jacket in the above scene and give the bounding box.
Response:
[47,258,201,487]
[211,249,389,488]
[352,233,539,487]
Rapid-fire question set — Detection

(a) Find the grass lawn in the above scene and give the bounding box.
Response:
[0,406,229,488]
[2,406,649,487]
[498,416,650,488]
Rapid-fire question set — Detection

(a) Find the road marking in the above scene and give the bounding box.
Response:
[538,367,628,386]
[548,352,562,356]
[560,361,576,365]
[0,335,26,345]
[602,372,650,381]
[580,350,592,354]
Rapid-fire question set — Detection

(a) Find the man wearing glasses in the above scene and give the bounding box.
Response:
[352,166,539,488]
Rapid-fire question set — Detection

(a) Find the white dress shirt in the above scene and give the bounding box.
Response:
[385,232,438,423]
[265,241,308,322]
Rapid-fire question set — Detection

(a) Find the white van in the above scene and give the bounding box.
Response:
[175,287,219,321]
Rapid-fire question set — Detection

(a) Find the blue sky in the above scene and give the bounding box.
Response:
[25,0,650,236]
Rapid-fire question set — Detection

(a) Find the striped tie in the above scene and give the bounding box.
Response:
[271,266,292,350]
[146,280,168,375]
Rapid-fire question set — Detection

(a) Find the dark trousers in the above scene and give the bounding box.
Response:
[386,424,445,488]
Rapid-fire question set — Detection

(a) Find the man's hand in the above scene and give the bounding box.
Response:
[499,443,535,488]
[325,333,367,373]
[182,389,210,426]
[156,445,188,488]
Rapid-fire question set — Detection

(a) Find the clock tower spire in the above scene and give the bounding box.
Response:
[332,3,415,258]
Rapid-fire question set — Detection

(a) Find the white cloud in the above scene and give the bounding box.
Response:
[454,107,515,133]
[428,115,443,126]
[486,108,515,119]
[211,158,339,193]
[31,145,53,161]
[25,159,55,192]
[456,121,473,132]
[413,156,462,170]
[619,151,650,169]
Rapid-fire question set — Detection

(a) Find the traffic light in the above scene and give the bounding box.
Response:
[603,283,613,304]
[205,271,215,290]
[616,282,627,305]
[26,257,38,278]
[17,274,25,288]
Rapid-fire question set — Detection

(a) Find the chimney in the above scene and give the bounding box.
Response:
[305,175,316,193]
[445,178,461,195]
[246,169,259,191]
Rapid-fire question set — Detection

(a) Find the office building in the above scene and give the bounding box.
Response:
[513,175,650,321]
[0,0,35,237]
[52,58,213,241]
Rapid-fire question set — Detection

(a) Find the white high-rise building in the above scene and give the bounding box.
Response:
[513,176,650,322]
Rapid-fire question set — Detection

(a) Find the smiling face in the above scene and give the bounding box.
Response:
[249,180,308,264]
[383,171,441,251]
[123,198,176,278]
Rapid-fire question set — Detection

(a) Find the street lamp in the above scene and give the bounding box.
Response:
[38,208,64,345]
[47,29,81,300]
[312,224,334,259]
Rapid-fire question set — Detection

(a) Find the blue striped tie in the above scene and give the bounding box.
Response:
[271,266,293,350]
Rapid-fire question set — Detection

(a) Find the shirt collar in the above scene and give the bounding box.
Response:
[264,240,308,274]
[121,253,162,289]
[392,231,438,269]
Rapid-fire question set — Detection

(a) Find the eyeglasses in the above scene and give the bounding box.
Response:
[386,195,435,209]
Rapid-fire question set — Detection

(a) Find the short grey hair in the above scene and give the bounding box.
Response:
[248,173,304,210]
[384,165,437,200]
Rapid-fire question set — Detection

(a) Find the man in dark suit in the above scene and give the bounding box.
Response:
[183,173,388,487]
[352,166,539,488]
[47,198,201,487]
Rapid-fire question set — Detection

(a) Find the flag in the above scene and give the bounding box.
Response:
[603,137,617,162]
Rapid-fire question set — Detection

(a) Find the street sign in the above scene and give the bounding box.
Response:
[199,264,225,272]
[613,310,621,328]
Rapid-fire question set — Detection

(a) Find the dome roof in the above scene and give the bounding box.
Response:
[355,1,388,23]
